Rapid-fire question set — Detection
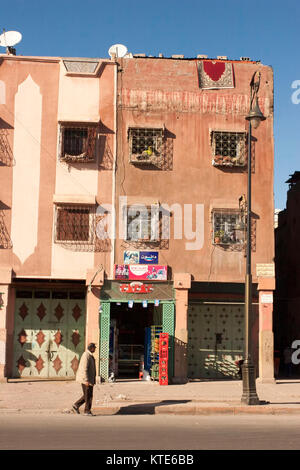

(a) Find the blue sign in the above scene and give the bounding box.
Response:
[139,251,159,264]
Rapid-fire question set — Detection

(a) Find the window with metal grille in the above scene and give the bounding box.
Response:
[59,125,97,162]
[128,128,163,164]
[55,206,93,243]
[125,205,159,241]
[212,210,245,246]
[211,131,246,167]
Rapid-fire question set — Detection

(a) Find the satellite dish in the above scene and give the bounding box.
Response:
[0,30,22,48]
[108,44,128,58]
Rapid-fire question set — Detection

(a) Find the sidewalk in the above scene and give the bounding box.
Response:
[1,378,300,415]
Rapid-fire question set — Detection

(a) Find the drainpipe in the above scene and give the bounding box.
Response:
[110,54,118,278]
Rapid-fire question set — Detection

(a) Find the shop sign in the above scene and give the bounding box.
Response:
[123,251,139,264]
[139,252,159,264]
[123,251,159,265]
[256,263,275,278]
[119,282,154,294]
[115,264,167,281]
[261,293,273,304]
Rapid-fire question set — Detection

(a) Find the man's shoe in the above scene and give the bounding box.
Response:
[72,405,80,414]
[83,412,94,416]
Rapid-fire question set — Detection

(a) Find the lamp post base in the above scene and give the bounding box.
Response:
[241,360,260,405]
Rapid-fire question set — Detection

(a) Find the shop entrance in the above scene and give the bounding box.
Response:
[110,302,162,379]
[99,296,175,383]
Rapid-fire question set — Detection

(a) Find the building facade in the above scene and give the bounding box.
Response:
[274,171,300,370]
[0,50,275,383]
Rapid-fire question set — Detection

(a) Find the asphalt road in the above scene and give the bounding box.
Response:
[0,413,300,450]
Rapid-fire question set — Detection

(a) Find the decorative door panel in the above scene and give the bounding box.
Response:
[29,298,51,377]
[13,297,33,377]
[65,326,85,377]
[66,299,85,377]
[13,290,86,378]
[68,299,85,327]
[30,328,51,377]
[14,298,33,327]
[33,299,50,326]
[48,351,67,377]
[14,349,33,377]
[188,303,245,379]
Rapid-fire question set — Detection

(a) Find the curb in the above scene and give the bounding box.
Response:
[2,404,300,416]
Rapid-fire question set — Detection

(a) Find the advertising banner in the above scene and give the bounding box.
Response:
[139,251,159,264]
[114,264,167,281]
[123,251,159,265]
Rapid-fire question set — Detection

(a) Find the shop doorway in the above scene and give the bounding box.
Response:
[110,302,162,379]
[99,300,175,382]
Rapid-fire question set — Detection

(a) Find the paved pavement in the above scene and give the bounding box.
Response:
[1,377,300,415]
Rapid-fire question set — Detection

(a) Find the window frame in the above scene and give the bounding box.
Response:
[54,204,95,245]
[128,127,164,164]
[212,209,245,247]
[58,123,98,163]
[123,204,160,242]
[211,131,247,167]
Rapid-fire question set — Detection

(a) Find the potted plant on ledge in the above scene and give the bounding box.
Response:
[214,230,224,244]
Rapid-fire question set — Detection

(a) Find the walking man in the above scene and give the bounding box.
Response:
[72,342,97,416]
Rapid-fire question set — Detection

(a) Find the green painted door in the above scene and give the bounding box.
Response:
[187,303,244,379]
[13,290,86,378]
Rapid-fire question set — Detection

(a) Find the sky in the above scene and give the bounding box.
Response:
[1,0,299,210]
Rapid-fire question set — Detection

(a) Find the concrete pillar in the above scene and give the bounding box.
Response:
[257,277,275,383]
[173,273,191,384]
[85,268,104,376]
[0,267,12,382]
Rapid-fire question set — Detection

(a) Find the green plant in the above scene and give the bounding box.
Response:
[214,229,224,238]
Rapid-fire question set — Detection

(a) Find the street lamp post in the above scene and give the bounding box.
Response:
[241,71,266,405]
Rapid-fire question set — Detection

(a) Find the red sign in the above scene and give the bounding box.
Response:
[119,282,154,294]
[159,333,169,386]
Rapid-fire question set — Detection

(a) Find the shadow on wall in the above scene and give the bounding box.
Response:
[0,118,15,167]
[0,201,12,249]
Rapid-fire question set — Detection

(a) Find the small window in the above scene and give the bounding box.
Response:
[125,205,159,242]
[212,210,245,246]
[59,125,97,163]
[128,128,163,164]
[55,205,94,243]
[211,131,246,167]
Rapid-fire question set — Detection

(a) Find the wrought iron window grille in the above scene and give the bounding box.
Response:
[54,204,111,252]
[211,131,247,168]
[124,205,160,243]
[128,128,164,166]
[212,209,246,248]
[55,205,93,244]
[59,125,98,163]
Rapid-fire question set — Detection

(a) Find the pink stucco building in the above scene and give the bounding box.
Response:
[0,49,275,384]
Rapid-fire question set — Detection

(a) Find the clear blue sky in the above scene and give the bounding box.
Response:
[1,0,299,210]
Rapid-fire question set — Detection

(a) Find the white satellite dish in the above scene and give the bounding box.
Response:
[108,43,128,58]
[0,30,22,48]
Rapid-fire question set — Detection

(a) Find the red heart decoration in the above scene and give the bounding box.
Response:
[203,61,226,82]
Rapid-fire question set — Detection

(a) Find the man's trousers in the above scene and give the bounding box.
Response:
[74,384,94,413]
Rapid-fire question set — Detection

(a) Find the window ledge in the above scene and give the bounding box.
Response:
[53,195,96,205]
